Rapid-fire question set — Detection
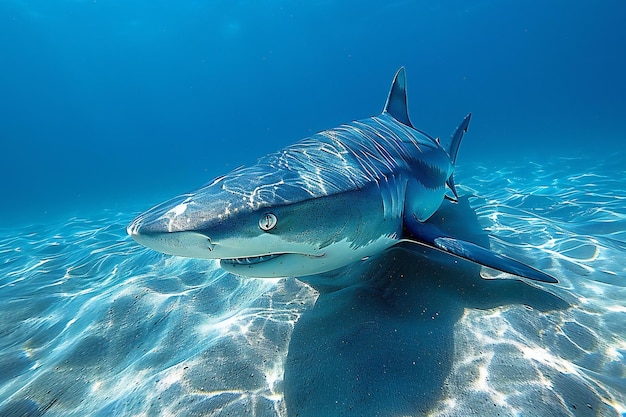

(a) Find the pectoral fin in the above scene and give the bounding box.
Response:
[403,215,558,283]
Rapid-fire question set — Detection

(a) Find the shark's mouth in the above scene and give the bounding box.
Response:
[221,252,325,267]
[219,252,331,278]
[221,254,283,266]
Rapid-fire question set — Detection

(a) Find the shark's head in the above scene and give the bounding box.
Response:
[127,164,398,278]
[128,68,419,279]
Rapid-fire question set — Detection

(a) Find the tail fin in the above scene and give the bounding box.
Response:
[445,113,472,200]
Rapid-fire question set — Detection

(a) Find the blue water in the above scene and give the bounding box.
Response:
[1,1,625,416]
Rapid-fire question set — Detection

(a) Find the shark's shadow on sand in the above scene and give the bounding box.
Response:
[284,197,569,417]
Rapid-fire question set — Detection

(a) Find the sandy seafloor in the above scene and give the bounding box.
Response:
[1,155,625,417]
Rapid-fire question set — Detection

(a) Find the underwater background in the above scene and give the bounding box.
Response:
[1,1,625,416]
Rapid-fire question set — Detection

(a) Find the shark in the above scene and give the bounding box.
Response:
[127,68,557,284]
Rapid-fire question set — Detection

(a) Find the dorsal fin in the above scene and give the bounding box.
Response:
[382,67,413,127]
[445,113,472,201]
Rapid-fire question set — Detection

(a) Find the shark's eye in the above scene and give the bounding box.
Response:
[259,213,277,231]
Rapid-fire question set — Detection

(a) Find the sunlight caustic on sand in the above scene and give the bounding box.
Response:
[0,157,625,416]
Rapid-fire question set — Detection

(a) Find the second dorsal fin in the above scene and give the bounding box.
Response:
[382,67,413,127]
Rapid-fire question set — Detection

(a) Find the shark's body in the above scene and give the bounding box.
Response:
[128,68,557,283]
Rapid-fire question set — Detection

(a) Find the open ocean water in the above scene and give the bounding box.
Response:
[1,1,625,416]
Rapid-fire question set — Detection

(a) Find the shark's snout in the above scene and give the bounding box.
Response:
[127,213,217,258]
[126,211,166,242]
[126,215,145,238]
[126,211,172,237]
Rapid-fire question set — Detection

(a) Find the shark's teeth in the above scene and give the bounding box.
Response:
[222,254,282,265]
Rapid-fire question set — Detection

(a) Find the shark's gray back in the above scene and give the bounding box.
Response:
[212,112,450,211]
